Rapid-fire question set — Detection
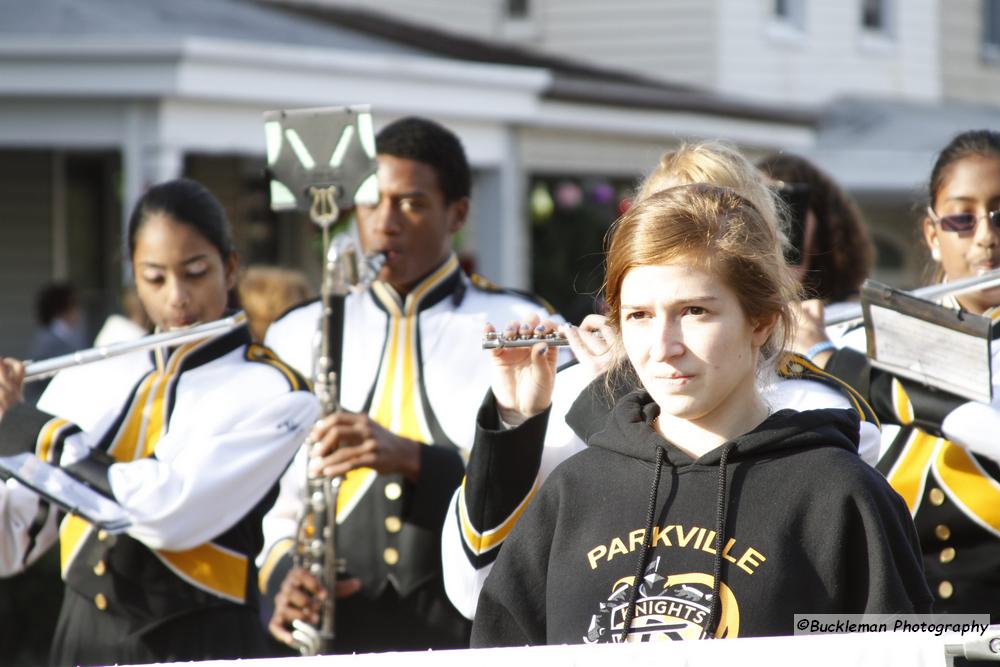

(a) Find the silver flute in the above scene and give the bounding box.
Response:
[24,315,244,382]
[825,269,1000,326]
[482,331,570,349]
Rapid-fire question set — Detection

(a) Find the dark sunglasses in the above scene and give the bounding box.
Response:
[927,206,1000,233]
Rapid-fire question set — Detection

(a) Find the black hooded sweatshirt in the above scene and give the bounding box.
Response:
[471,389,932,645]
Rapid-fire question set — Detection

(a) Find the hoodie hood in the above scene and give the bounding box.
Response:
[569,380,861,467]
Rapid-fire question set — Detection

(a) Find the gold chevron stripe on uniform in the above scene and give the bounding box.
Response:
[155,541,248,604]
[778,353,878,426]
[245,344,305,391]
[35,417,71,464]
[107,339,198,462]
[458,477,539,555]
[336,256,458,521]
[885,430,941,514]
[934,441,1000,537]
[142,340,208,457]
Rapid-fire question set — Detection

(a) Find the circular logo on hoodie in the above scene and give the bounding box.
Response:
[583,558,739,642]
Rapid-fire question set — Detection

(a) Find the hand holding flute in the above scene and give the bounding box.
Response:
[485,316,559,427]
[484,314,615,380]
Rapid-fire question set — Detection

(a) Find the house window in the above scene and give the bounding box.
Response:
[861,0,889,33]
[986,0,1000,58]
[773,0,805,29]
[507,0,530,19]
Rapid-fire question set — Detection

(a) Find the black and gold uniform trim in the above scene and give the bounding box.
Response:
[777,352,879,427]
[457,393,550,569]
[245,343,309,392]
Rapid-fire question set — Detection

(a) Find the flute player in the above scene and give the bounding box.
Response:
[0,179,318,666]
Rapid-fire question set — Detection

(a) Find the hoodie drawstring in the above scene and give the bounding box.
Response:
[621,444,665,642]
[703,440,736,639]
[621,440,736,643]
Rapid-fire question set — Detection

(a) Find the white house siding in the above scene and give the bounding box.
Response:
[529,0,716,89]
[940,0,1000,106]
[714,0,940,105]
[518,125,673,178]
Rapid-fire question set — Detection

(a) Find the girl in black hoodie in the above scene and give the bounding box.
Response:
[471,183,931,645]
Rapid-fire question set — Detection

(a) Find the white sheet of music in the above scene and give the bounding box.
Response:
[0,453,130,533]
[869,304,992,403]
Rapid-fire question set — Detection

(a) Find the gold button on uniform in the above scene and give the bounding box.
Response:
[940,547,956,564]
[383,547,399,565]
[93,561,106,576]
[385,483,402,501]
[929,488,945,506]
[935,524,951,541]
[938,581,954,599]
[97,530,109,542]
[385,516,402,533]
[94,593,108,610]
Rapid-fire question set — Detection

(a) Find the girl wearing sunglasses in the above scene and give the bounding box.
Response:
[798,129,1000,624]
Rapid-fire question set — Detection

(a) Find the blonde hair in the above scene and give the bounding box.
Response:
[239,266,314,342]
[636,142,785,242]
[604,184,800,389]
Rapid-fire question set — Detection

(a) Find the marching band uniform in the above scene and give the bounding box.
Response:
[826,297,1000,621]
[258,254,559,651]
[443,353,882,619]
[0,317,317,666]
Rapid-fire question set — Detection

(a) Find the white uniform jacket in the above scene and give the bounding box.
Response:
[0,318,318,628]
[258,255,561,601]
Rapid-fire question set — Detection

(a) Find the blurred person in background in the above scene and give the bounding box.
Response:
[238,266,313,343]
[757,152,877,353]
[23,282,87,406]
[756,152,875,306]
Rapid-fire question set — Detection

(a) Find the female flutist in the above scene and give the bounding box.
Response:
[442,143,883,619]
[471,183,930,644]
[0,179,318,665]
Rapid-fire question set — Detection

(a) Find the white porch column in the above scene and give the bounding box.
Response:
[471,126,529,290]
[120,102,183,281]
[497,125,529,289]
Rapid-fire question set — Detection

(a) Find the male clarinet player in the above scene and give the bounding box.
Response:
[258,116,560,653]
